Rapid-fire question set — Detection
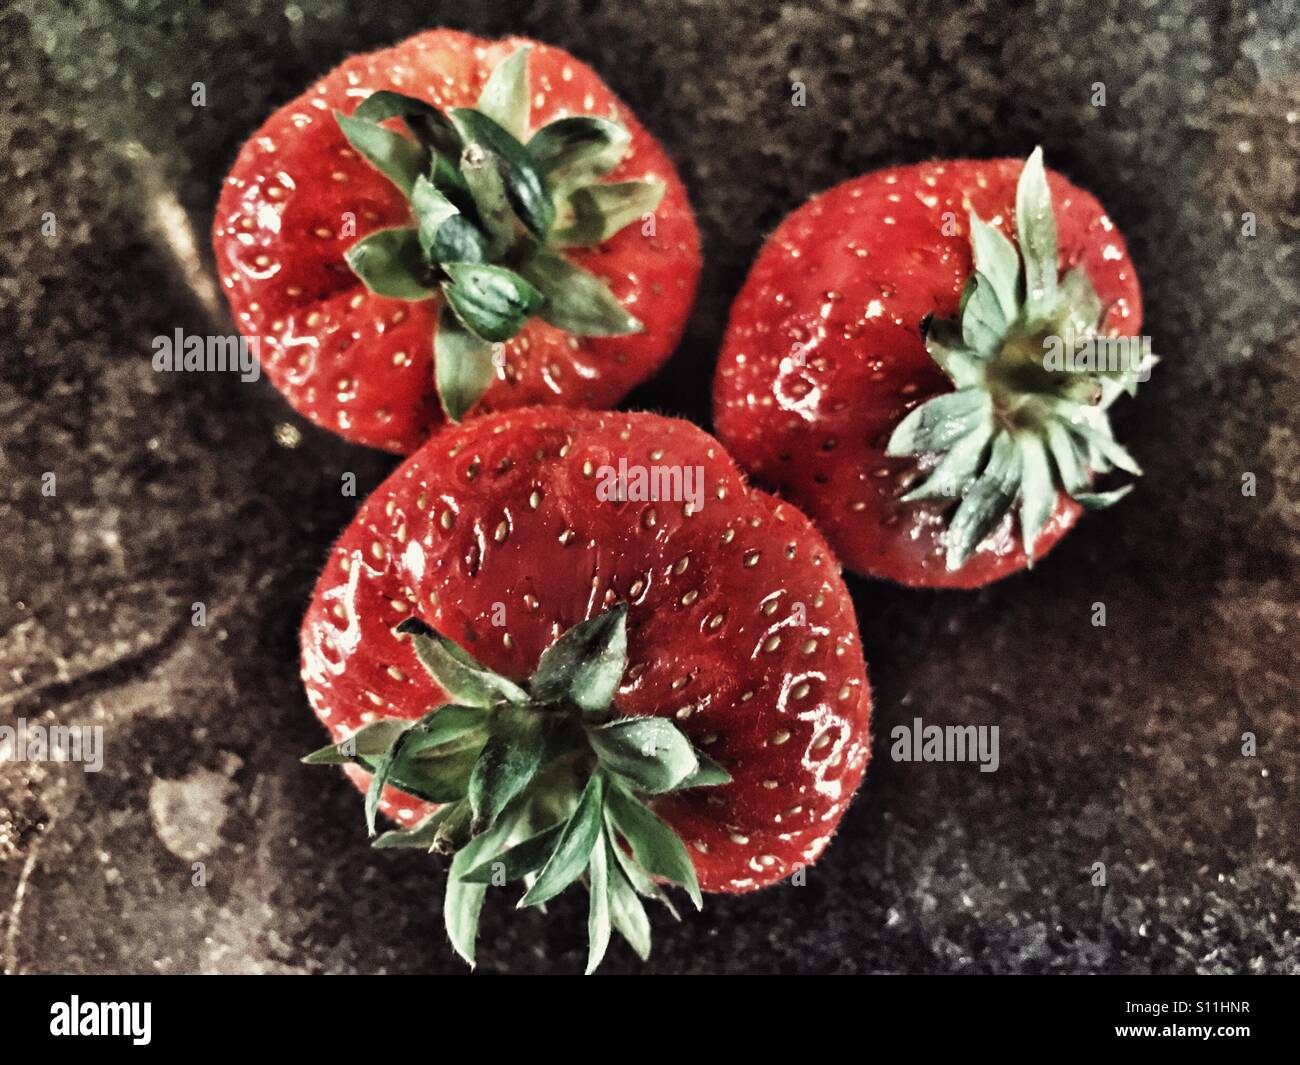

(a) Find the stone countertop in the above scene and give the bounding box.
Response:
[0,0,1296,974]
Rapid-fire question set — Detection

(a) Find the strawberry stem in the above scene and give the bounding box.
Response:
[886,148,1155,570]
[303,603,729,972]
[331,47,664,421]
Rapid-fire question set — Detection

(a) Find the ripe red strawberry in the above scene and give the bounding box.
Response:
[214,30,700,453]
[300,408,870,970]
[713,150,1150,588]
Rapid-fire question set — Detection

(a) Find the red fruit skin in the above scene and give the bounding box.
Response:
[300,408,871,893]
[214,31,700,453]
[713,158,1144,588]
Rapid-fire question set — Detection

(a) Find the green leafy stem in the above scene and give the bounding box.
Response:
[303,604,728,973]
[885,147,1156,571]
[333,46,664,421]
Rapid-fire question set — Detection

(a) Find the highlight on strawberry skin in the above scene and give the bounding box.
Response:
[299,408,871,972]
[713,149,1152,589]
[214,30,701,453]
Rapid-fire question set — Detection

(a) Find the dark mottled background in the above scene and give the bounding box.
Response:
[1,0,1296,974]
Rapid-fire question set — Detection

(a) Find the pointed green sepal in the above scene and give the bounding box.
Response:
[528,116,631,191]
[588,716,698,793]
[1073,485,1135,509]
[434,301,498,423]
[467,707,547,833]
[961,272,1010,357]
[445,804,526,967]
[921,315,986,389]
[518,249,642,336]
[519,772,606,908]
[373,804,460,849]
[604,784,702,910]
[553,180,664,246]
[945,430,1023,571]
[458,821,565,884]
[585,831,613,974]
[1017,433,1056,563]
[1016,145,1058,321]
[449,108,554,239]
[476,46,531,140]
[605,809,681,920]
[302,718,410,764]
[886,388,992,457]
[396,616,529,706]
[674,751,732,789]
[344,228,435,301]
[441,263,544,344]
[334,110,427,197]
[350,91,460,158]
[605,840,653,960]
[530,603,629,712]
[968,210,1021,321]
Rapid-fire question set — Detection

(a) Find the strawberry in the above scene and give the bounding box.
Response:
[713,150,1151,588]
[300,408,870,971]
[214,31,700,453]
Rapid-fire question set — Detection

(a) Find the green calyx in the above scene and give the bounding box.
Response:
[334,47,662,421]
[302,604,728,974]
[886,147,1156,571]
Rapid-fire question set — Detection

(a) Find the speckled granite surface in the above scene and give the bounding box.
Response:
[1,0,1296,974]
